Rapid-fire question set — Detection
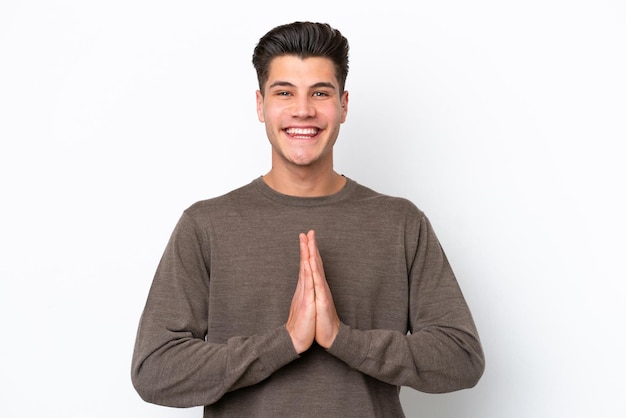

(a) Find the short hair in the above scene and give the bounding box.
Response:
[252,21,350,95]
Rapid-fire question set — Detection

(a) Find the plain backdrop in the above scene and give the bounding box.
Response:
[1,1,625,417]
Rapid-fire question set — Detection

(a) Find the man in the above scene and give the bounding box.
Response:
[132,21,484,417]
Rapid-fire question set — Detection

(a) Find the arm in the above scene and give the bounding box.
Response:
[131,212,299,407]
[326,214,485,393]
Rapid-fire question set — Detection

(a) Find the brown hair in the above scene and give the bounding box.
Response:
[252,21,350,95]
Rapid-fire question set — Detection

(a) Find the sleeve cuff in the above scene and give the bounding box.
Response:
[258,325,300,372]
[326,322,370,369]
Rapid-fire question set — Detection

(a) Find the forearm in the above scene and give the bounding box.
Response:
[328,322,484,393]
[131,323,299,407]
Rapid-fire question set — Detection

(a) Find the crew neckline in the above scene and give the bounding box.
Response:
[251,176,357,207]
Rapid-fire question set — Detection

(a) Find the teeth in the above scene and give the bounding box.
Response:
[286,128,318,136]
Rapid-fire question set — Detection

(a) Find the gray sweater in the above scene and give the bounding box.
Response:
[131,177,484,417]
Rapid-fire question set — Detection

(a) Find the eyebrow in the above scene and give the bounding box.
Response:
[268,81,337,90]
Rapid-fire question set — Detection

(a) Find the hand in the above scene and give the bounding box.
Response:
[286,232,317,354]
[286,230,340,353]
[305,230,340,349]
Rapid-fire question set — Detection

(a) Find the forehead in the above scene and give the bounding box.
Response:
[266,55,339,87]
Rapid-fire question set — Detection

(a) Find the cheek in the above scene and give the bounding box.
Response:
[326,108,345,125]
[261,106,284,126]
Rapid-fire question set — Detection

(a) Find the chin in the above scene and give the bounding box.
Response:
[286,152,319,166]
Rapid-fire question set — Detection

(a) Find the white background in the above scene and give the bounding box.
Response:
[1,1,625,417]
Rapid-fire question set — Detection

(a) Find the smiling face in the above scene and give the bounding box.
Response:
[256,55,348,174]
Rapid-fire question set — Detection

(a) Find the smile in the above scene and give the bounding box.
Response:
[285,127,320,138]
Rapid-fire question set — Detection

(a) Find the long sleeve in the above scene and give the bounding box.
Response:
[131,212,299,407]
[327,213,485,393]
[131,178,484,416]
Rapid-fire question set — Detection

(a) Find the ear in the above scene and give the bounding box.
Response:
[256,90,265,122]
[340,90,349,123]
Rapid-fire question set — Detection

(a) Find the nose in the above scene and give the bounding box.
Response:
[292,96,315,118]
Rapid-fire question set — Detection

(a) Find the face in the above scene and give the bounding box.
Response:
[256,55,348,172]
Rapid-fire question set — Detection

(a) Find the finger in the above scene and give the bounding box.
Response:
[306,230,325,282]
[299,233,316,303]
[306,230,318,257]
[307,230,321,269]
[300,232,314,285]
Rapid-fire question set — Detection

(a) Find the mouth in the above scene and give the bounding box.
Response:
[284,127,320,139]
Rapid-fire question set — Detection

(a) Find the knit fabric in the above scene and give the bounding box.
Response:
[132,177,484,417]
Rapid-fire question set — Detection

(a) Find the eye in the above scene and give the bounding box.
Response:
[312,91,330,97]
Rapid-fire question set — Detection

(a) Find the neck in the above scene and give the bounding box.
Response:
[262,166,346,197]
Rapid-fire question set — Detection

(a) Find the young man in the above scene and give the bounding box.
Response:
[132,22,485,417]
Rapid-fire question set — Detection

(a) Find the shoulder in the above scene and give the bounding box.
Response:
[349,180,425,220]
[181,180,259,222]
